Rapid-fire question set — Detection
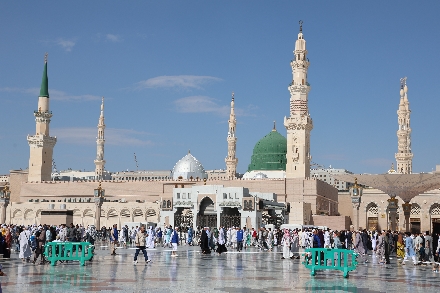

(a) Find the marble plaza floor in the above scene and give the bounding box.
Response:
[1,245,440,293]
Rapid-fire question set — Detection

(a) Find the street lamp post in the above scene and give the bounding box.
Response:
[94,181,105,229]
[350,178,363,230]
[0,184,10,224]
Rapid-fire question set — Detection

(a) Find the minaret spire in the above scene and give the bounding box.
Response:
[40,53,49,97]
[225,92,238,179]
[27,54,57,182]
[395,77,413,174]
[284,21,313,178]
[94,97,106,180]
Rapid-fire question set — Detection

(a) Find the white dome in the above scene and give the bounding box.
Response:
[172,151,207,180]
[253,172,268,179]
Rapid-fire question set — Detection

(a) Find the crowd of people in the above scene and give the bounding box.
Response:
[1,222,440,271]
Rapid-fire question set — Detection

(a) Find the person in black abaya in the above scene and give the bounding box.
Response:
[200,227,211,254]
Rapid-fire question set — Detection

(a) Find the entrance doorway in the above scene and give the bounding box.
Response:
[367,217,378,231]
[197,197,217,228]
[410,218,421,234]
[220,207,240,228]
[432,218,440,235]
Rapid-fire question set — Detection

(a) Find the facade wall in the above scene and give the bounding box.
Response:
[6,201,159,229]
[312,215,351,231]
[337,188,440,232]
[288,202,311,225]
[11,176,340,227]
[9,170,28,203]
[338,191,353,219]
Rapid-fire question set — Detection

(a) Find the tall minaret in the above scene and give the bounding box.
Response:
[225,92,238,179]
[395,77,413,174]
[27,53,57,182]
[284,21,313,178]
[94,97,106,180]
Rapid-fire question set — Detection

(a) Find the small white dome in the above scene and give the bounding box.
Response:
[253,172,268,179]
[172,151,207,180]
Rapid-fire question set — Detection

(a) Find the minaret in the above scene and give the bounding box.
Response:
[27,53,57,182]
[284,21,313,178]
[395,77,413,174]
[225,92,238,179]
[94,97,106,180]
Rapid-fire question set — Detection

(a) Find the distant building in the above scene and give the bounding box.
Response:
[52,170,111,181]
[0,175,9,183]
[310,168,354,191]
[112,170,171,181]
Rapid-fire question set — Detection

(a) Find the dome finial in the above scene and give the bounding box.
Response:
[299,20,303,33]
[231,91,234,101]
[188,149,191,154]
[272,120,276,131]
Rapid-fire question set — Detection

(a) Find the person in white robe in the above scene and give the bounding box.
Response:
[281,229,292,259]
[300,230,307,248]
[371,231,378,255]
[226,228,232,247]
[231,227,237,249]
[324,230,331,248]
[146,226,155,248]
[18,228,32,262]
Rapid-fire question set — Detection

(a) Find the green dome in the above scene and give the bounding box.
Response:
[247,129,287,172]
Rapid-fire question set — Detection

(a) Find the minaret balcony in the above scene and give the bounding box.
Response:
[27,134,57,148]
[34,110,53,119]
[289,81,310,87]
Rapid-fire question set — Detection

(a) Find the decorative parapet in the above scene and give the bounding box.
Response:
[173,201,194,208]
[219,201,242,208]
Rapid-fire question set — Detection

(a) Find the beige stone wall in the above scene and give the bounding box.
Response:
[338,191,353,219]
[6,201,159,228]
[288,202,311,225]
[9,170,28,202]
[312,215,351,231]
[11,176,339,227]
[337,188,440,232]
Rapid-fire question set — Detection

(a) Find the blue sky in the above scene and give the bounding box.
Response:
[1,1,440,175]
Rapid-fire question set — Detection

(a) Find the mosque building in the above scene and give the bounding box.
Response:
[14,22,432,232]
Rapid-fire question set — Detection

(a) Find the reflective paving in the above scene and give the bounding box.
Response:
[1,246,440,292]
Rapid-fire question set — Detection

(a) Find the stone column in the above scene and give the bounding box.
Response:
[402,202,412,232]
[351,197,361,230]
[387,197,399,231]
[217,209,222,228]
[94,198,103,229]
[0,199,8,224]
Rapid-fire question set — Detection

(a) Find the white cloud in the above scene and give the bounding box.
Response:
[174,96,229,116]
[173,96,258,117]
[0,87,101,101]
[52,127,153,146]
[136,75,222,90]
[106,34,122,42]
[49,90,101,101]
[0,87,39,95]
[57,39,76,52]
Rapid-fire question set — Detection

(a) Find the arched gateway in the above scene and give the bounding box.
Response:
[197,197,217,228]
